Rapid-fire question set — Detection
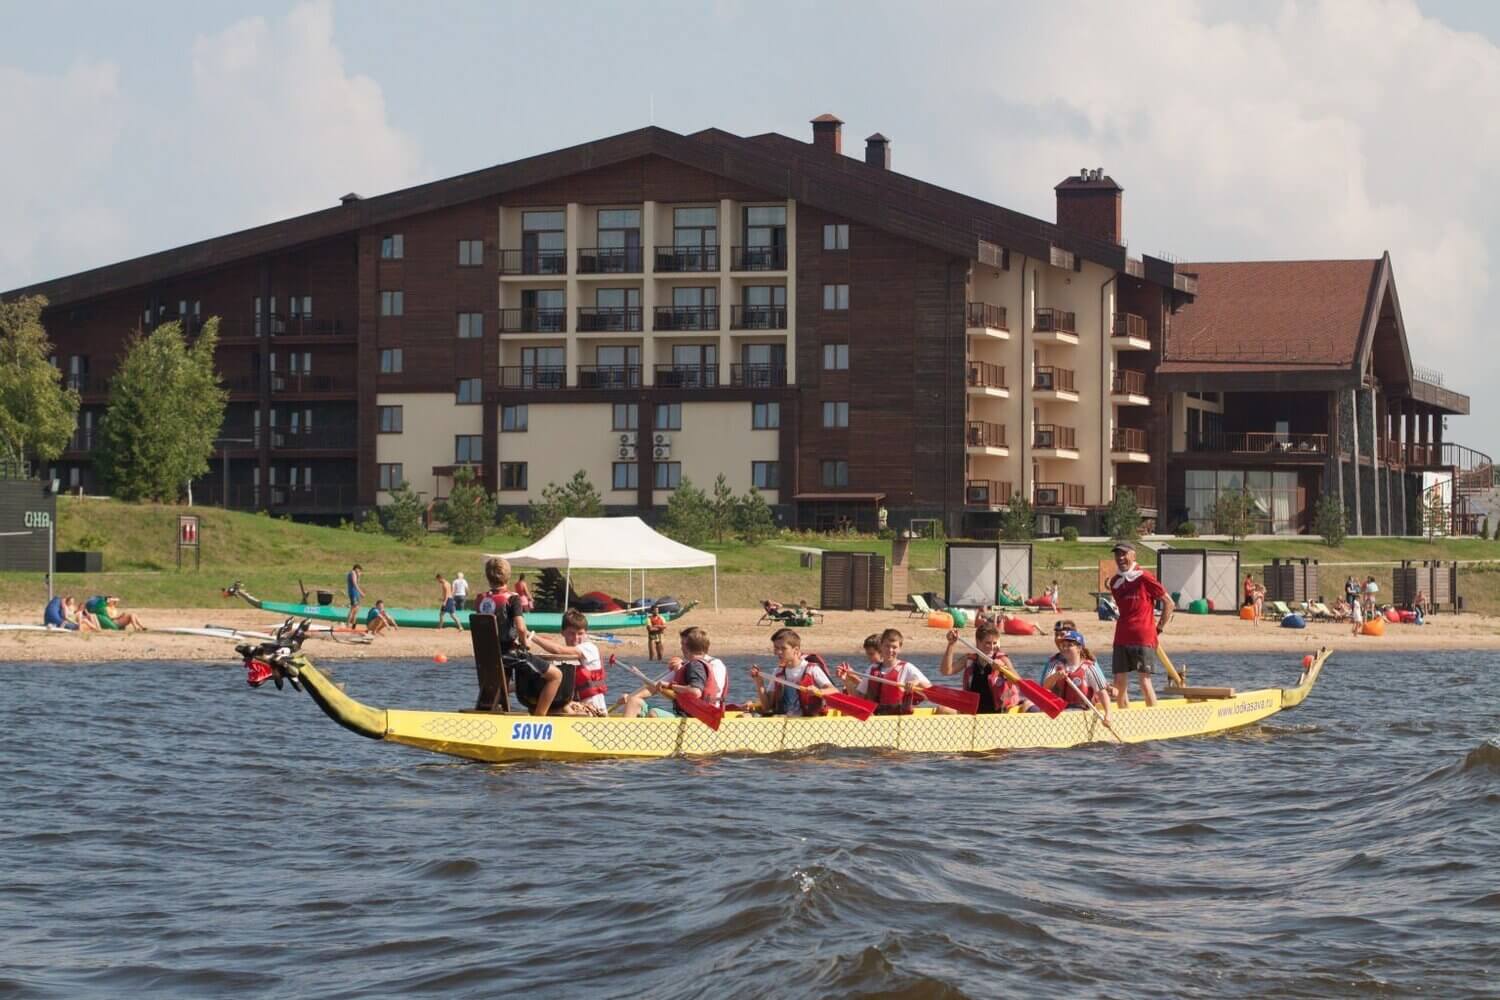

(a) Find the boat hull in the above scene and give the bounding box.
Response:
[249,599,651,632]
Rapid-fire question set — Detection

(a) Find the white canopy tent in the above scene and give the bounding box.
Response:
[494,516,718,610]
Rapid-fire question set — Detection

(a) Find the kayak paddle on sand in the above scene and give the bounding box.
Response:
[614,657,724,730]
[956,638,1067,718]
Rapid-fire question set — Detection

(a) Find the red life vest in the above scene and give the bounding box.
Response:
[1053,660,1099,709]
[574,658,607,700]
[962,657,1019,713]
[775,653,831,716]
[871,661,916,715]
[674,655,728,706]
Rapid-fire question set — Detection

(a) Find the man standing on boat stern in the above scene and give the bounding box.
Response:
[1107,541,1173,708]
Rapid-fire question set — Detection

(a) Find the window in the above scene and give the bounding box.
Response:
[289,296,312,318]
[455,435,483,464]
[654,462,682,489]
[457,312,484,339]
[378,406,402,433]
[379,348,403,373]
[380,290,403,316]
[655,403,681,431]
[752,461,780,489]
[612,403,638,431]
[822,284,849,310]
[458,239,484,266]
[521,211,566,274]
[823,401,849,428]
[752,401,780,429]
[821,460,849,487]
[378,463,403,490]
[380,234,404,259]
[613,462,639,490]
[502,404,528,432]
[823,343,849,370]
[823,223,849,250]
[456,378,482,404]
[500,462,528,491]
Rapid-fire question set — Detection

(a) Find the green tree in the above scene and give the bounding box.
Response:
[0,295,79,467]
[1213,487,1256,542]
[95,319,227,502]
[1422,488,1447,539]
[528,470,604,540]
[735,487,777,544]
[1001,493,1034,541]
[1104,487,1142,541]
[1314,495,1347,547]
[709,473,737,544]
[661,476,712,545]
[442,466,495,545]
[383,480,427,542]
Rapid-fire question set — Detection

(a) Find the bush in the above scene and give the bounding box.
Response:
[1104,487,1142,541]
[1060,526,1079,542]
[1001,494,1034,541]
[383,481,426,543]
[1175,520,1199,538]
[661,477,713,545]
[442,466,494,545]
[354,509,384,534]
[497,512,526,538]
[1314,495,1347,547]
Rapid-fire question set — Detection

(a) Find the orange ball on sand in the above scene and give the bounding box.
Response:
[433,653,448,664]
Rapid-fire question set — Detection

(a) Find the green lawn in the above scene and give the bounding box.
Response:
[3,497,1498,614]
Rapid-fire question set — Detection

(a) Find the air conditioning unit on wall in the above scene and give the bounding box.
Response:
[1036,487,1059,506]
[618,431,637,446]
[653,432,671,446]
[618,445,637,460]
[653,445,671,460]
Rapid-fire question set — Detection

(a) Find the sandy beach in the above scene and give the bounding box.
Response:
[4,603,1499,664]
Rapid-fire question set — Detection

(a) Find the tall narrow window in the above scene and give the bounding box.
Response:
[380,290,404,316]
[822,284,849,310]
[457,312,484,338]
[380,234,404,259]
[499,463,528,491]
[823,224,849,250]
[613,403,638,431]
[521,211,566,274]
[378,406,403,433]
[456,377,482,404]
[612,463,639,490]
[655,403,682,431]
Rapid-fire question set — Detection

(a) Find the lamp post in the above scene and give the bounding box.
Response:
[213,437,254,509]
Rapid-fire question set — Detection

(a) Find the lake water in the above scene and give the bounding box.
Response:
[2,648,1497,999]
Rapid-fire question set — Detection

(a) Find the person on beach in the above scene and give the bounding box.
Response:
[44,595,80,631]
[528,609,606,716]
[365,599,398,636]
[646,607,667,661]
[345,564,364,628]
[1106,541,1172,708]
[85,595,147,631]
[1042,629,1112,716]
[839,628,933,716]
[451,571,469,612]
[1364,576,1380,618]
[940,624,1021,714]
[1244,574,1265,623]
[749,628,838,716]
[622,626,727,719]
[435,573,463,630]
[514,574,534,612]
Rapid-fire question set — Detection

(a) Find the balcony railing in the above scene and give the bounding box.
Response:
[730,305,788,330]
[577,246,643,274]
[1112,427,1148,452]
[66,429,95,452]
[576,307,643,333]
[1034,482,1086,507]
[966,479,1014,506]
[576,365,641,390]
[499,365,566,390]
[1114,484,1157,509]
[498,249,567,276]
[654,364,720,389]
[196,483,356,511]
[1112,312,1148,341]
[967,361,1007,390]
[1112,369,1148,395]
[64,373,111,394]
[654,245,719,272]
[965,302,1008,330]
[966,421,1007,448]
[270,373,354,394]
[1035,308,1077,334]
[1034,424,1077,450]
[731,245,787,271]
[274,315,346,337]
[1186,431,1328,455]
[654,305,720,331]
[271,428,357,449]
[1034,366,1076,392]
[221,374,260,394]
[730,364,786,388]
[499,308,567,333]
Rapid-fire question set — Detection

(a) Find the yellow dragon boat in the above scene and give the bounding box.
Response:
[265,642,1329,764]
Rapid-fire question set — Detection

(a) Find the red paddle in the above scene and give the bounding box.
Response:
[956,638,1067,718]
[842,666,982,715]
[758,670,876,721]
[615,658,724,731]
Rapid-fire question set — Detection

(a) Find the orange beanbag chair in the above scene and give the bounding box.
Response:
[1239,605,1256,620]
[1003,617,1042,636]
[1361,617,1386,636]
[928,611,953,629]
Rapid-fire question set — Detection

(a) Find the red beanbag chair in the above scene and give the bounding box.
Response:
[1384,608,1401,623]
[1398,610,1417,624]
[1004,617,1042,636]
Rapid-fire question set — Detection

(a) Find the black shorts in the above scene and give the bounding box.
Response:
[1112,645,1155,675]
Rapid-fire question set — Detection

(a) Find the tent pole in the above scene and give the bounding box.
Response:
[564,566,571,610]
[714,565,719,611]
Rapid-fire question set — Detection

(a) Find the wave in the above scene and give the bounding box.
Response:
[1460,739,1500,773]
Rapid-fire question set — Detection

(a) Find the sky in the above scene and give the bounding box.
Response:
[2,0,1497,446]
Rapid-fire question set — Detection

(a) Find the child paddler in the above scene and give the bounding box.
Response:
[1042,629,1112,716]
[749,627,838,716]
[476,557,562,717]
[839,628,932,715]
[528,609,607,716]
[622,626,728,718]
[940,624,1023,713]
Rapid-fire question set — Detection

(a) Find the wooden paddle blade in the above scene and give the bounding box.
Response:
[1018,679,1067,719]
[918,685,982,715]
[824,692,876,721]
[675,691,724,731]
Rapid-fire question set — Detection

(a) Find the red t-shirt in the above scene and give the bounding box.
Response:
[1109,568,1167,647]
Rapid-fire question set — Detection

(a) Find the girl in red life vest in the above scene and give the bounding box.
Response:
[528,608,607,716]
[750,627,838,716]
[622,626,728,718]
[1043,629,1112,717]
[939,625,1022,714]
[839,628,932,716]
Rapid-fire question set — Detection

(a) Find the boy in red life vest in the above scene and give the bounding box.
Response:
[749,627,838,716]
[476,556,563,717]
[839,628,932,715]
[646,608,667,661]
[528,609,607,716]
[939,624,1022,714]
[1042,629,1112,718]
[622,626,728,718]
[1106,541,1174,708]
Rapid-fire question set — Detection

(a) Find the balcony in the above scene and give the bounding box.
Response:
[576,307,643,333]
[498,249,567,276]
[1113,484,1157,510]
[731,245,787,271]
[730,305,788,330]
[965,303,1009,338]
[1111,312,1151,349]
[654,364,720,389]
[966,361,1008,396]
[64,373,111,395]
[731,363,786,388]
[270,373,355,395]
[499,365,567,390]
[577,365,641,390]
[966,479,1014,506]
[1034,365,1078,400]
[1184,431,1328,458]
[197,483,356,511]
[654,305,720,331]
[499,308,567,334]
[1033,424,1078,455]
[966,420,1008,453]
[1111,368,1150,404]
[1111,427,1150,461]
[65,429,95,452]
[1034,482,1086,508]
[271,427,357,450]
[577,246,643,274]
[1034,308,1079,344]
[654,245,719,272]
[221,374,260,394]
[266,314,348,338]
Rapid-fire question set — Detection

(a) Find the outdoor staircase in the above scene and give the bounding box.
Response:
[1418,443,1494,535]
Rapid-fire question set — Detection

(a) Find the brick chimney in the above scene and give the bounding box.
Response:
[810,113,843,155]
[1054,167,1123,245]
[865,133,891,169]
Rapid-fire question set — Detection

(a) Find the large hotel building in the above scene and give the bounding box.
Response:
[6,116,1475,535]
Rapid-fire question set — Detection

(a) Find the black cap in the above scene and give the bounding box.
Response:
[1111,541,1136,554]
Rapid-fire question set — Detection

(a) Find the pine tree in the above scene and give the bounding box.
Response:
[1213,487,1256,542]
[661,477,712,545]
[1103,487,1142,541]
[1001,493,1034,541]
[735,487,777,544]
[528,470,604,539]
[383,480,427,542]
[710,473,737,543]
[1314,495,1347,547]
[443,466,495,545]
[0,295,79,469]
